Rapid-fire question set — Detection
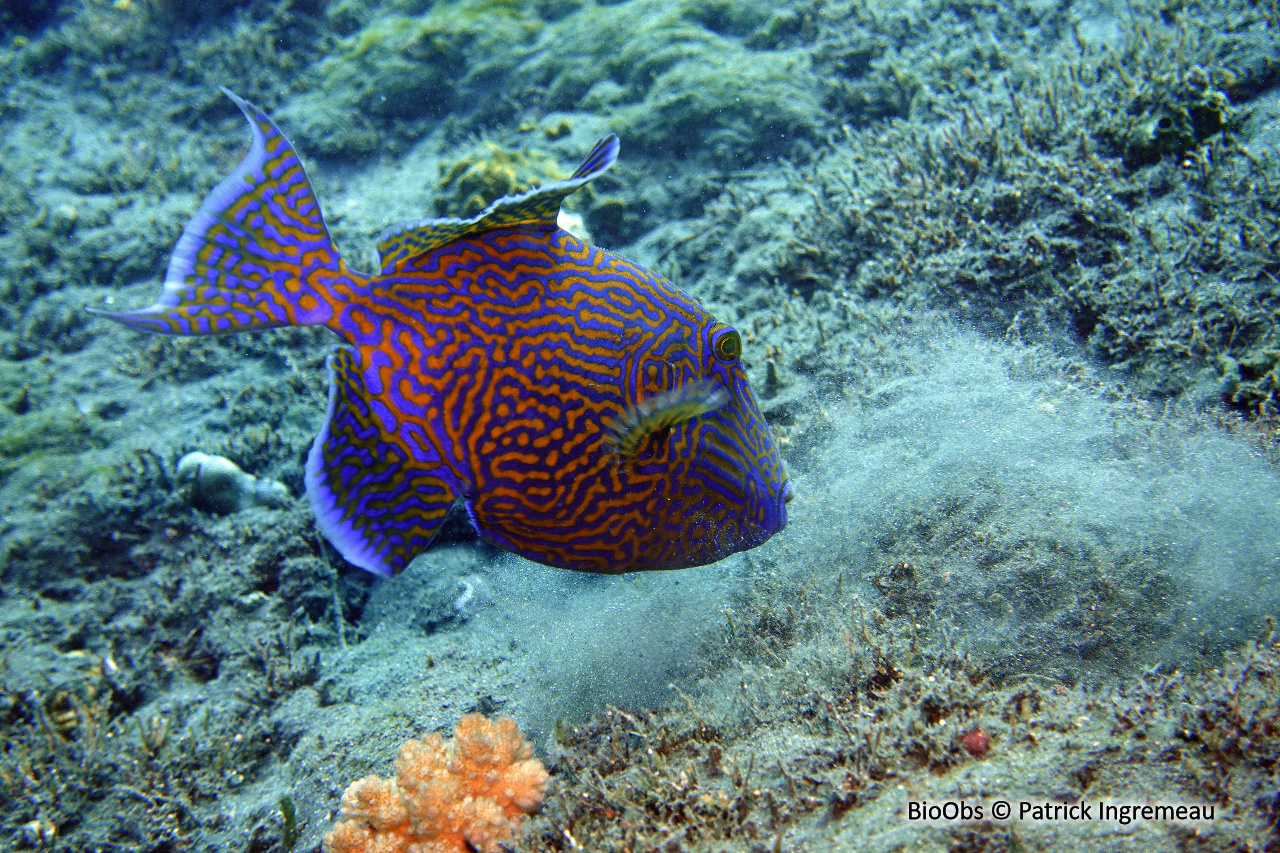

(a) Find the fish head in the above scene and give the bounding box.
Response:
[688,318,792,552]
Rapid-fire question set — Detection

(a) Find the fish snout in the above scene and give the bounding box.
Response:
[776,477,794,528]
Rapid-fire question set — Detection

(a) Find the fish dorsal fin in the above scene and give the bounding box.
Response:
[375,134,619,274]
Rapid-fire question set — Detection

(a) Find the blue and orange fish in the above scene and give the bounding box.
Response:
[96,89,791,576]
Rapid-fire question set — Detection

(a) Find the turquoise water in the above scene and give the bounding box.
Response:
[1,0,1278,850]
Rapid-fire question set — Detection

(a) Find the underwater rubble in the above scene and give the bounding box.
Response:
[528,597,1280,851]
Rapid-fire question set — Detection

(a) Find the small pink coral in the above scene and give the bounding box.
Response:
[324,714,548,853]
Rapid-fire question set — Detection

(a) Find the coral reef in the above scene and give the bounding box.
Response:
[324,714,548,853]
[0,504,334,852]
[668,0,1280,410]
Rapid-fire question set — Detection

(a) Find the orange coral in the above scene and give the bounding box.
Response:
[324,714,549,853]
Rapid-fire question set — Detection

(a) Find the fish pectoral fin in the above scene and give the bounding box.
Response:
[605,380,729,466]
[374,135,620,274]
[305,346,457,577]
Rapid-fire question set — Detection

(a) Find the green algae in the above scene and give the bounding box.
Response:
[0,402,104,485]
[620,43,818,159]
[662,0,1280,411]
[282,0,823,162]
[281,0,544,154]
[522,0,820,161]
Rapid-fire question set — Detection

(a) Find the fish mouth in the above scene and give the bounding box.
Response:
[777,477,794,528]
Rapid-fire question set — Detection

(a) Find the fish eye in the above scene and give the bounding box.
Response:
[711,326,742,363]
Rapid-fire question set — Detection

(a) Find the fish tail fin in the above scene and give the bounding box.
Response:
[92,88,357,336]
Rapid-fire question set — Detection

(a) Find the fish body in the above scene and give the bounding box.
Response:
[98,89,791,576]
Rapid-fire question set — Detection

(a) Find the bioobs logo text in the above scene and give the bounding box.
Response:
[906,798,1216,826]
[907,800,986,823]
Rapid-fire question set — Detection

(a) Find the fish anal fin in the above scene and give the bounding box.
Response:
[375,134,619,274]
[305,346,457,576]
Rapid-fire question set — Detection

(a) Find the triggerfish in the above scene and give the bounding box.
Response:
[96,88,792,576]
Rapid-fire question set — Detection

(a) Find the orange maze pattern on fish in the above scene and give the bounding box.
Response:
[99,88,791,576]
[326,224,784,573]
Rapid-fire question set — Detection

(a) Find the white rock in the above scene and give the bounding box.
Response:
[176,452,292,515]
